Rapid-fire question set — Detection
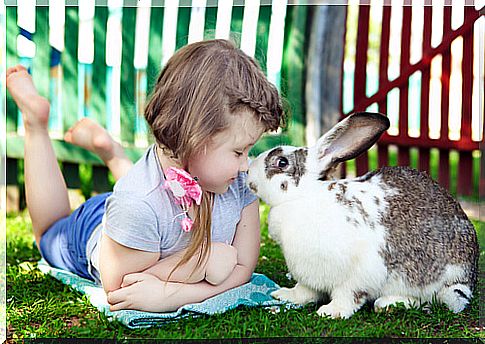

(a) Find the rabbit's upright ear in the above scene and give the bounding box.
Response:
[315,112,390,175]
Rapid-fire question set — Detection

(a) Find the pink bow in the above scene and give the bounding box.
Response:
[163,167,202,232]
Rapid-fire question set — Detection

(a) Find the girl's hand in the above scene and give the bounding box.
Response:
[205,242,238,285]
[107,273,180,312]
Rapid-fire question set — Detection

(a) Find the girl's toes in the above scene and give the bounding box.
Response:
[6,65,26,77]
[64,130,73,143]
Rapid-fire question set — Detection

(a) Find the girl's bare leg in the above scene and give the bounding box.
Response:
[6,65,70,246]
[64,118,133,181]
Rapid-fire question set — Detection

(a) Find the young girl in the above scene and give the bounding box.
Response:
[6,39,285,313]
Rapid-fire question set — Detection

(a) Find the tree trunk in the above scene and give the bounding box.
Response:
[305,5,346,146]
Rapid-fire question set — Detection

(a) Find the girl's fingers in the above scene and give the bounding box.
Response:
[109,301,131,311]
[121,273,145,288]
[107,287,128,305]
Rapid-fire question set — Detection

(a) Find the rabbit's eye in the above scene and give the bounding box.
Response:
[276,157,289,168]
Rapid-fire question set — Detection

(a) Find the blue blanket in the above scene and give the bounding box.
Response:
[37,259,288,329]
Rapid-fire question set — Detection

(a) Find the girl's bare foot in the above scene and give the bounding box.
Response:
[6,65,50,131]
[64,118,120,163]
[64,118,133,180]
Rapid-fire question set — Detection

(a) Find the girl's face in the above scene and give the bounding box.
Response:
[188,111,265,194]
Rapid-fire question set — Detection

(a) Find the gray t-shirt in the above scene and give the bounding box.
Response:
[86,144,258,284]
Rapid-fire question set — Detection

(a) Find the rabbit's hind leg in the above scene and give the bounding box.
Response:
[271,282,320,305]
[436,283,472,313]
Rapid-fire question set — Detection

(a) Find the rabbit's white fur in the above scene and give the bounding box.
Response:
[247,112,477,319]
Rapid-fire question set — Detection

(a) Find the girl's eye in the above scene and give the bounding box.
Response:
[276,157,289,168]
[234,151,243,157]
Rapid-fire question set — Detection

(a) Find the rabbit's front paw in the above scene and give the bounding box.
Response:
[374,296,420,312]
[271,283,319,305]
[317,301,356,319]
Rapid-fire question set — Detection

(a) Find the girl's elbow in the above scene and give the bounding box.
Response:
[100,271,123,293]
[244,267,255,283]
[238,264,255,284]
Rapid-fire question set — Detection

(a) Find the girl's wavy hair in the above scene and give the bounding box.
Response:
[144,39,286,279]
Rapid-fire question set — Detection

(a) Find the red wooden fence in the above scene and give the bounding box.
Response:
[344,3,483,196]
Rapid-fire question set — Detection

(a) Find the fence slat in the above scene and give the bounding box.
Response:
[161,0,179,67]
[120,8,137,145]
[354,4,370,176]
[458,152,473,195]
[397,4,411,167]
[134,1,151,147]
[254,5,271,73]
[440,6,451,141]
[378,4,391,168]
[457,6,475,195]
[61,6,79,132]
[147,6,163,94]
[49,0,65,52]
[266,0,287,90]
[418,5,432,174]
[379,134,478,150]
[16,1,36,136]
[106,1,123,141]
[134,2,151,70]
[215,0,233,40]
[481,111,485,197]
[240,0,260,57]
[438,5,452,189]
[176,7,191,50]
[91,7,108,130]
[78,1,95,121]
[231,6,244,46]
[188,0,207,44]
[280,5,307,147]
[48,1,66,139]
[460,6,474,143]
[78,0,95,65]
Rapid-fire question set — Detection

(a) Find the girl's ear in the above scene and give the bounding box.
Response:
[315,112,390,174]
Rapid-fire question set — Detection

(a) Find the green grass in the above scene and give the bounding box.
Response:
[6,205,485,339]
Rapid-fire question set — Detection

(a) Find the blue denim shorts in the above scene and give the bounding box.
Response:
[39,192,111,281]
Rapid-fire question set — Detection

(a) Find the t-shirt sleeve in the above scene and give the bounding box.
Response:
[238,171,258,209]
[102,193,161,252]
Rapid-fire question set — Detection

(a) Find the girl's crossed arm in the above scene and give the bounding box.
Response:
[142,241,238,285]
[106,200,261,312]
[98,234,160,293]
[99,208,243,294]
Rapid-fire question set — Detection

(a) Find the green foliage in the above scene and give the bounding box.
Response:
[6,207,484,339]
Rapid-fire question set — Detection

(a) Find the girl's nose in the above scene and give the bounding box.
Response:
[239,157,249,172]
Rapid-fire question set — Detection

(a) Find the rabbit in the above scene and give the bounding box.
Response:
[247,112,479,319]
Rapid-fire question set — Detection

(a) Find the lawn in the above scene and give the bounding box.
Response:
[6,203,485,340]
